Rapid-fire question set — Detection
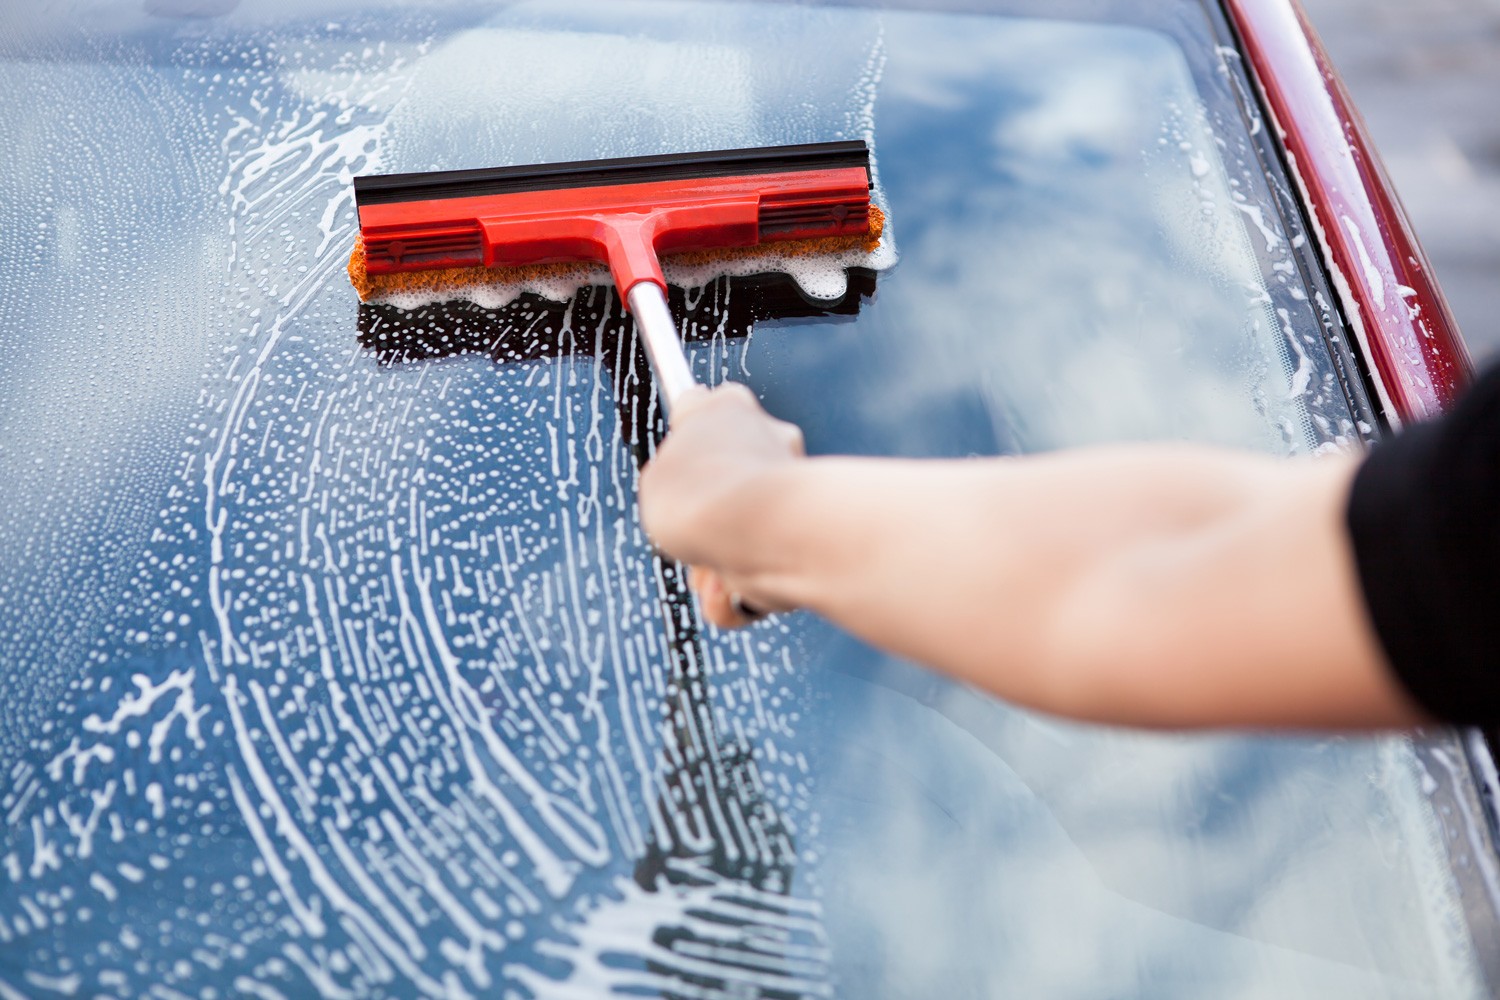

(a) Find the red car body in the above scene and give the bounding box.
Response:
[1227,0,1472,420]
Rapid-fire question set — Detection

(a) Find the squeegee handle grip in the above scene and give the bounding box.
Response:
[626,282,697,418]
[626,282,767,622]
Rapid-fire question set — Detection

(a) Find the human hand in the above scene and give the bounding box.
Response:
[639,382,805,627]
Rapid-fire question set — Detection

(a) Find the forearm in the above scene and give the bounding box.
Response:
[716,447,1421,729]
[638,386,1423,729]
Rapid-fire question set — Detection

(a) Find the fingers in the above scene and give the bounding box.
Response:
[664,384,716,421]
[689,565,761,629]
[643,381,807,620]
[778,420,806,458]
[683,383,804,459]
[668,381,754,422]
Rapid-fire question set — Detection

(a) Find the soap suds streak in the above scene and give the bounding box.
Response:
[1,14,828,998]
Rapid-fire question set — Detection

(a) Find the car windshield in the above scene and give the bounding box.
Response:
[1,0,1494,996]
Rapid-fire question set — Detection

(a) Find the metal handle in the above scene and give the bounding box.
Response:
[626,282,697,417]
[627,282,767,622]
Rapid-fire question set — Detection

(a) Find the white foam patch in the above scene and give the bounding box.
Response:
[366,230,899,312]
[371,263,611,313]
[669,232,899,303]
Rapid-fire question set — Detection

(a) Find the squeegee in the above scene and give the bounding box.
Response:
[350,140,879,413]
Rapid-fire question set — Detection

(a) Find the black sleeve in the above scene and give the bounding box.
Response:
[1347,363,1500,725]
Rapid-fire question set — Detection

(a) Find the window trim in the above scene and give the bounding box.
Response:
[1222,0,1473,427]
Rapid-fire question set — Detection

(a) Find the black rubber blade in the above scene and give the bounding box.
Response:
[354,140,870,207]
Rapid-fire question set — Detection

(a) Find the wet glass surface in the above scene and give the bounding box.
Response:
[0,0,1489,997]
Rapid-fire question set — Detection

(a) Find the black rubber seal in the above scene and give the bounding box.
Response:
[354,141,870,207]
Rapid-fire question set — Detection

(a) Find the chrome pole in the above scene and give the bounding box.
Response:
[626,281,697,418]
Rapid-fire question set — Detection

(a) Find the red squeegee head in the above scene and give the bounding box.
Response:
[354,142,874,413]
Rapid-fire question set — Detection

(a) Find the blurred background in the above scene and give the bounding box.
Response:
[1301,0,1500,364]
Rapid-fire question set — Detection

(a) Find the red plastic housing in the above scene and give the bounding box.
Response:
[357,167,872,300]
